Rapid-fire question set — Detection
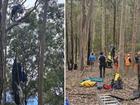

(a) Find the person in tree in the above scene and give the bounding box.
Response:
[125,54,132,75]
[12,59,27,105]
[88,52,96,70]
[98,52,106,78]
[11,3,24,21]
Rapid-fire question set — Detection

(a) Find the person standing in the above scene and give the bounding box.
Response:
[98,52,106,78]
[89,52,96,70]
[125,54,132,75]
[106,52,113,68]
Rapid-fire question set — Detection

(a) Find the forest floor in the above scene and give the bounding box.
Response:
[66,63,140,105]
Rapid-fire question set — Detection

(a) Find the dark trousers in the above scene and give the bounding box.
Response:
[99,65,105,78]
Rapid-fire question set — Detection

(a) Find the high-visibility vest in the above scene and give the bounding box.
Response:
[125,57,131,66]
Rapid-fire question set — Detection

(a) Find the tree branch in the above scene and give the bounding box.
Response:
[21,0,27,5]
[6,0,39,32]
[110,0,115,7]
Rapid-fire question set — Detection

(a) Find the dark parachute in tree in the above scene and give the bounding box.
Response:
[12,59,27,105]
[11,3,24,21]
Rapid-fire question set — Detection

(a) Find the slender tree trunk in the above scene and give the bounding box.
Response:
[91,18,95,51]
[0,0,8,103]
[73,9,79,69]
[66,3,69,66]
[87,23,91,65]
[70,0,74,68]
[138,62,140,91]
[2,0,8,94]
[77,15,81,67]
[101,0,105,53]
[116,5,120,49]
[104,8,107,55]
[118,0,126,73]
[0,0,4,102]
[38,1,48,105]
[113,1,116,47]
[131,0,138,70]
[79,0,86,70]
[86,0,94,65]
[74,35,78,68]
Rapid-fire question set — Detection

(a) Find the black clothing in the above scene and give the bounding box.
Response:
[99,55,106,78]
[11,4,23,21]
[12,59,20,105]
[99,55,106,66]
[12,59,27,105]
[111,47,115,59]
[99,65,105,78]
[135,56,140,64]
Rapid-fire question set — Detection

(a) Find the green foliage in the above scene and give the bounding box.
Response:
[6,0,64,104]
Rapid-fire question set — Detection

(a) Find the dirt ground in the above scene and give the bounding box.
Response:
[66,64,140,105]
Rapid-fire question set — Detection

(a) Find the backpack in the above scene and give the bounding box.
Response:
[99,55,106,65]
[112,80,123,89]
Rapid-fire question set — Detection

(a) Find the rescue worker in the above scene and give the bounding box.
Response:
[106,52,113,68]
[134,53,139,72]
[89,52,96,70]
[125,54,132,75]
[98,52,106,78]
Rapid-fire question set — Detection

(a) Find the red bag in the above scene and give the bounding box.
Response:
[103,84,112,90]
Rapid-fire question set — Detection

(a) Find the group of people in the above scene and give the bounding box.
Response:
[88,51,106,78]
[88,49,140,78]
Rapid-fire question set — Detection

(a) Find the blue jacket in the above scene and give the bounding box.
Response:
[89,55,96,62]
[64,97,70,105]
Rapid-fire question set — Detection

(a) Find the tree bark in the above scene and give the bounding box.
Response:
[118,0,126,73]
[87,23,91,65]
[38,1,48,105]
[74,35,78,69]
[131,0,138,69]
[0,0,4,102]
[101,0,105,53]
[0,0,8,103]
[113,1,116,47]
[79,0,86,70]
[86,0,94,65]
[138,62,140,91]
[66,1,69,66]
[70,0,74,68]
[2,0,8,90]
